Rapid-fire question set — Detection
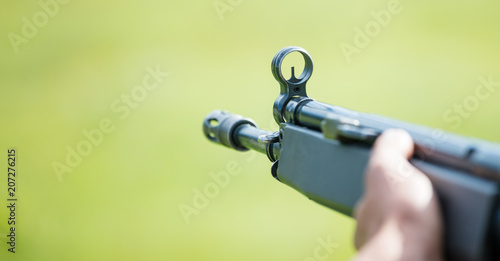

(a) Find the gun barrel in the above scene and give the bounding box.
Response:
[203,110,280,160]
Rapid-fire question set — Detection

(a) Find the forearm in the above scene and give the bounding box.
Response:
[353,216,443,261]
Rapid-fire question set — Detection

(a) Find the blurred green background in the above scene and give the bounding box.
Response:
[1,1,500,260]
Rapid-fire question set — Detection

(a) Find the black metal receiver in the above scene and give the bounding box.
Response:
[202,46,500,261]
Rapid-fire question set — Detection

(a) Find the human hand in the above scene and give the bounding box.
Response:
[352,129,444,261]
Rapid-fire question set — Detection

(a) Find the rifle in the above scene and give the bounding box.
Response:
[202,46,500,261]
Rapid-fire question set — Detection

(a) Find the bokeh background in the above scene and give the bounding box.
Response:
[1,1,500,260]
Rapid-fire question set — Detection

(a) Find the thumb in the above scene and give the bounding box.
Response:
[364,129,416,194]
[372,129,414,160]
